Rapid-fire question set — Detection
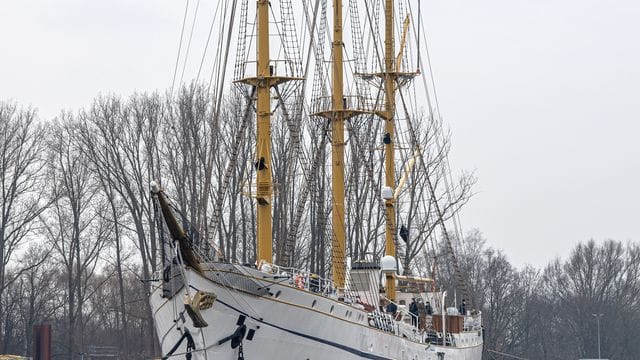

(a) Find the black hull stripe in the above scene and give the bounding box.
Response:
[217,299,400,360]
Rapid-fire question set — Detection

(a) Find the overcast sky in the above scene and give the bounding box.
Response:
[1,0,638,268]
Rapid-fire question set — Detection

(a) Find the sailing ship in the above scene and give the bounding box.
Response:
[149,0,483,359]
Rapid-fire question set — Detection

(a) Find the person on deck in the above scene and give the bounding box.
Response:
[458,299,467,316]
[425,301,433,315]
[386,301,397,317]
[309,273,320,292]
[409,298,419,326]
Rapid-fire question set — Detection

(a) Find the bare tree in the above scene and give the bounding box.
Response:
[42,117,110,359]
[539,240,640,359]
[162,84,213,247]
[77,94,163,356]
[0,102,49,350]
[14,244,62,357]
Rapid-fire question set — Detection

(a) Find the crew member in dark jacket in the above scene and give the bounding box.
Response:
[425,301,433,315]
[386,301,397,316]
[409,299,419,326]
[458,299,467,315]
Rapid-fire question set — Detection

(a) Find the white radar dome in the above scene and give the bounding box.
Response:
[381,186,394,200]
[380,255,398,272]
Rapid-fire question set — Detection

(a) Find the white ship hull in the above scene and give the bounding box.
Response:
[150,263,482,360]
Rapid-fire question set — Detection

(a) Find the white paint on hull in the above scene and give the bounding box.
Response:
[150,265,482,360]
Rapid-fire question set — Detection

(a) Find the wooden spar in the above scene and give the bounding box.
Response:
[396,15,411,72]
[151,182,203,274]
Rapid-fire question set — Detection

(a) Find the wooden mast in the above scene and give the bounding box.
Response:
[237,0,302,265]
[331,0,346,289]
[315,0,387,288]
[311,0,359,289]
[383,0,397,301]
[255,0,273,264]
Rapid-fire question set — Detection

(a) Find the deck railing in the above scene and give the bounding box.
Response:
[257,261,336,295]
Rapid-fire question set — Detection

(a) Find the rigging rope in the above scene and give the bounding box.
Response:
[206,86,254,260]
[200,0,239,253]
[196,0,224,83]
[179,0,201,87]
[161,328,195,360]
[416,0,421,71]
[280,0,328,267]
[409,0,467,254]
[233,0,250,81]
[396,86,471,305]
[171,0,191,97]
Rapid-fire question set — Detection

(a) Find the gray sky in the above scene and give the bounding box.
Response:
[1,0,638,268]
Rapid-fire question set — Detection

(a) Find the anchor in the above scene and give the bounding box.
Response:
[184,290,217,328]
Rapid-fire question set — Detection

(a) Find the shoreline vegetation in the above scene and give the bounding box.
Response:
[0,94,638,359]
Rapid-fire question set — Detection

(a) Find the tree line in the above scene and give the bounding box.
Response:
[0,91,637,359]
[436,230,640,359]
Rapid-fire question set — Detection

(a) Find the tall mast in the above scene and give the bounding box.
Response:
[331,0,346,289]
[238,1,301,265]
[383,0,397,301]
[312,0,358,288]
[255,0,273,264]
